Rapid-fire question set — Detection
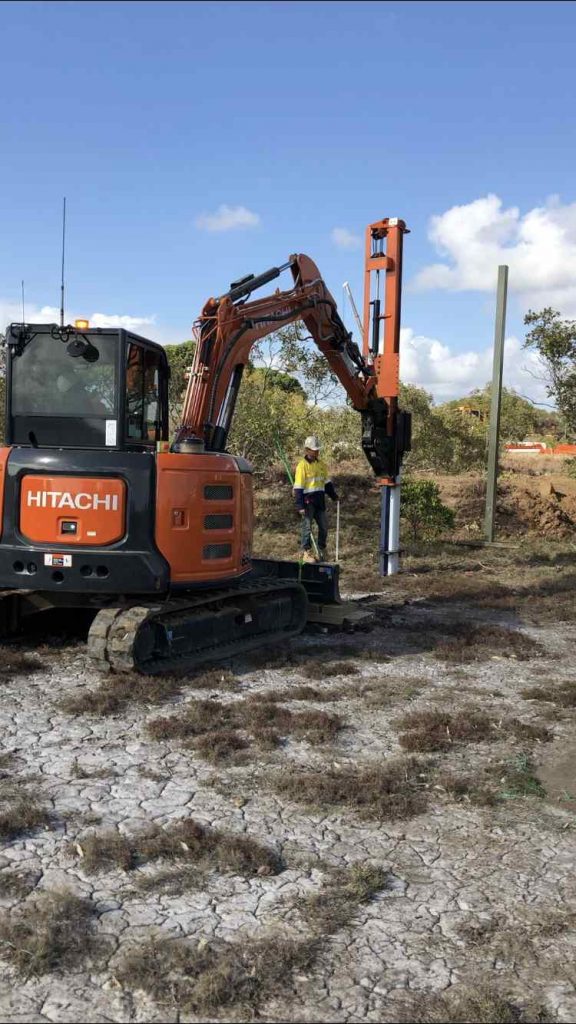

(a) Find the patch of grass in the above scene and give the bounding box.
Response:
[74,819,283,877]
[508,719,552,743]
[394,985,551,1023]
[59,667,239,717]
[147,697,343,762]
[0,778,51,842]
[436,771,499,807]
[397,708,498,752]
[496,754,546,799]
[360,676,427,707]
[397,708,552,753]
[254,684,340,702]
[300,660,359,681]
[116,933,318,1017]
[271,757,430,820]
[0,891,101,976]
[0,871,37,900]
[116,862,391,1014]
[522,680,576,707]
[194,729,251,764]
[133,864,203,895]
[299,863,392,934]
[433,624,543,664]
[436,753,547,806]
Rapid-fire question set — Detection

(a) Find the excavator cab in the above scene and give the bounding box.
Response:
[5,322,169,451]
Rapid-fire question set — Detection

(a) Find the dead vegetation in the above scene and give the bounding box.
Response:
[397,708,552,753]
[522,680,576,707]
[0,760,51,842]
[115,862,389,1015]
[432,624,543,663]
[298,863,392,934]
[394,984,551,1023]
[300,659,360,681]
[59,667,239,717]
[147,697,343,762]
[116,932,317,1017]
[359,675,427,707]
[0,871,37,901]
[0,891,101,976]
[73,819,283,877]
[271,757,431,820]
[254,684,340,702]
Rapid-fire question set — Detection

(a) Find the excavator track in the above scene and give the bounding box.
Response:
[87,578,308,675]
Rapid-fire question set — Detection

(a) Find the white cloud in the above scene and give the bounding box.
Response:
[195,204,260,232]
[331,227,362,251]
[89,313,155,332]
[399,326,551,406]
[0,300,156,338]
[413,194,576,316]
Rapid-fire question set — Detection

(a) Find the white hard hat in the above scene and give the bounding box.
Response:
[304,435,321,451]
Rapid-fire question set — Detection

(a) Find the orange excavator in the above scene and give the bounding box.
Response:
[0,217,410,673]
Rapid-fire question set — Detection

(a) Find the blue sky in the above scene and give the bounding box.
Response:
[1,0,575,402]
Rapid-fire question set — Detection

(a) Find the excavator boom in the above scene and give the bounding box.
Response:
[176,249,410,481]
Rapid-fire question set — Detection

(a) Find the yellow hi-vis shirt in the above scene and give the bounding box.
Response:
[293,457,334,509]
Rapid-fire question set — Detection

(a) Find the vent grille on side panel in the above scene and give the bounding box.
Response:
[204,514,233,530]
[203,543,232,559]
[204,485,233,500]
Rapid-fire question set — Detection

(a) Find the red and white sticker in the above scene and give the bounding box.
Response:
[44,554,72,568]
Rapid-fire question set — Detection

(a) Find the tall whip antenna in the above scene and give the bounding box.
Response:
[60,197,66,327]
[21,280,26,324]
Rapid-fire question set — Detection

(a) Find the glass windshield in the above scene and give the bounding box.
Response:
[12,333,117,417]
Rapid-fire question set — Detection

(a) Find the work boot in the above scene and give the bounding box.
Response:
[302,550,317,564]
[318,549,328,562]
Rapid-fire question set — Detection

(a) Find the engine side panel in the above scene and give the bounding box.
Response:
[155,452,253,585]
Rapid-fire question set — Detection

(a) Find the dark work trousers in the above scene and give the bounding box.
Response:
[301,504,328,551]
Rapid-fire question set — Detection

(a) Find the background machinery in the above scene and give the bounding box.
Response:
[0,218,410,673]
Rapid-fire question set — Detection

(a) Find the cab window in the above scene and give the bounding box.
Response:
[126,344,163,442]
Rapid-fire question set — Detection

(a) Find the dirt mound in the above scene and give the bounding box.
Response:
[435,470,576,540]
[497,481,576,538]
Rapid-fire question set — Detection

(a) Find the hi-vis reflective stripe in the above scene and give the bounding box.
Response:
[294,459,331,494]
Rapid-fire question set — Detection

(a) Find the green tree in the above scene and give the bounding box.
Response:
[228,367,309,469]
[524,308,576,433]
[163,340,196,432]
[440,386,543,443]
[400,479,455,541]
[253,321,342,406]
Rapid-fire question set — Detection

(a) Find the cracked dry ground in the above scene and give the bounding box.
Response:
[0,546,576,1023]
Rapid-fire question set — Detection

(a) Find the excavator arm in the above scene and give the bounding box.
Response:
[175,248,411,480]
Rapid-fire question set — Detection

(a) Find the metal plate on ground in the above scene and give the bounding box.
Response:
[306,600,375,630]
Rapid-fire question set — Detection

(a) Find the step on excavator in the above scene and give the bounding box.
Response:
[0,218,411,674]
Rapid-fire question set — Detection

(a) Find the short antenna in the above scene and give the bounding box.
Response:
[60,197,66,327]
[21,280,26,324]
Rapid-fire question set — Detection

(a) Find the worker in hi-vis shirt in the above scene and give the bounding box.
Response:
[293,435,339,563]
